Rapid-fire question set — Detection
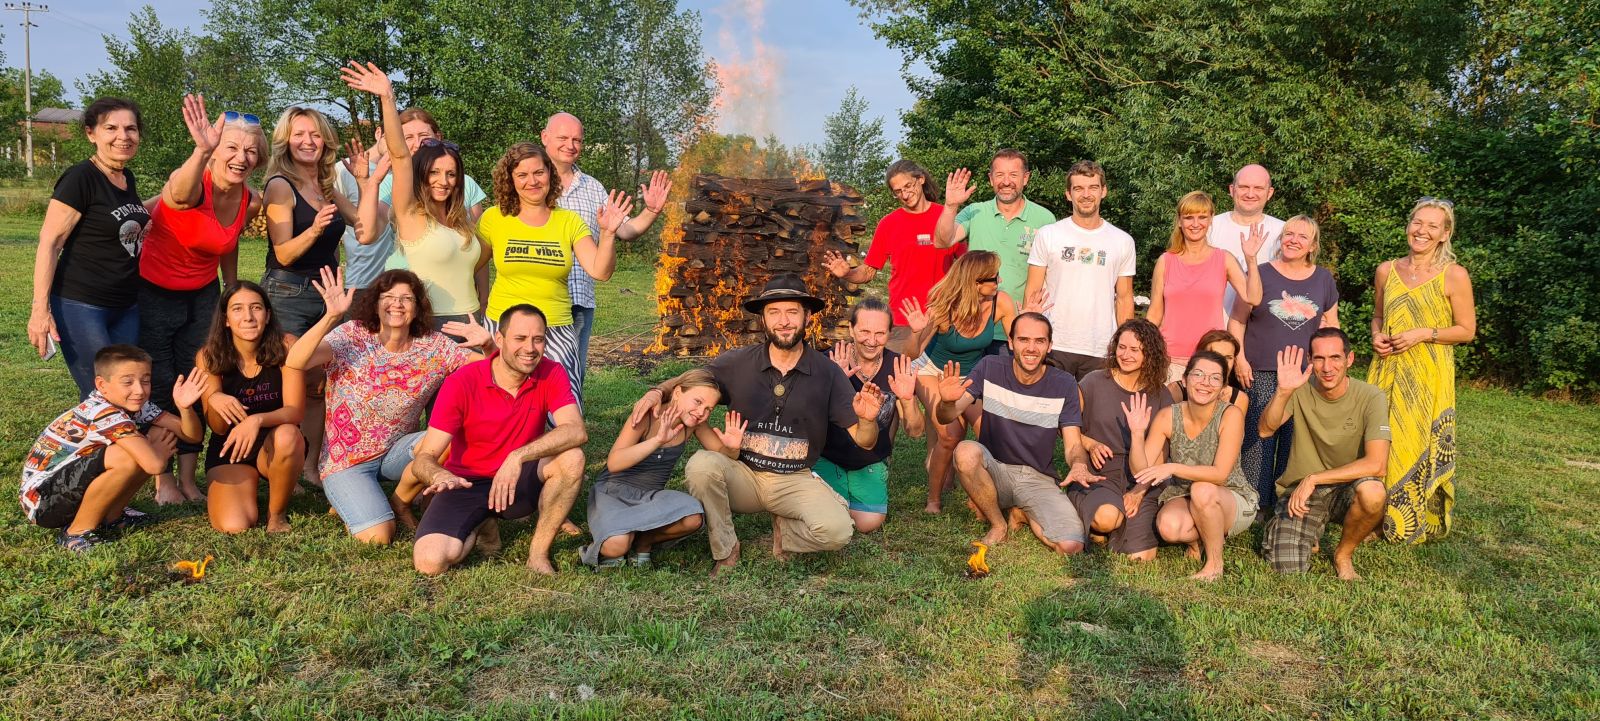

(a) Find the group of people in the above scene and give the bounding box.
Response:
[19,68,1476,580]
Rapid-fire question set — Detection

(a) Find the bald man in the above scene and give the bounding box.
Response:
[1209,164,1284,324]
[540,112,671,399]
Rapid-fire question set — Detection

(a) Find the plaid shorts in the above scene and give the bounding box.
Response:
[1263,477,1384,574]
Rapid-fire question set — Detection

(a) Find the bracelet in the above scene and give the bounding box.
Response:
[1431,328,1439,342]
[645,205,664,214]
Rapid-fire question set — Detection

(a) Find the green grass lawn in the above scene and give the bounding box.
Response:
[1,222,1597,719]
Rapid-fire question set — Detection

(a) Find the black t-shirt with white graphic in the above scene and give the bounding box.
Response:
[821,349,901,470]
[709,343,858,475]
[50,159,150,308]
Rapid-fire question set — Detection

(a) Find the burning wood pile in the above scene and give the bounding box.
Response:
[647,174,867,356]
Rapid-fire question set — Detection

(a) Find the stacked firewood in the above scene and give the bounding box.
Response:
[648,174,867,356]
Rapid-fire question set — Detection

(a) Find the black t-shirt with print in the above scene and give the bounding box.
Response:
[50,160,151,308]
[820,348,901,470]
[708,343,858,475]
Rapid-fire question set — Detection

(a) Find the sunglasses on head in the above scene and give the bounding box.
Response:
[223,111,261,126]
[975,276,999,284]
[420,138,461,153]
[1417,195,1454,209]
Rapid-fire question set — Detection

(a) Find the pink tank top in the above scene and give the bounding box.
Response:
[1159,250,1227,359]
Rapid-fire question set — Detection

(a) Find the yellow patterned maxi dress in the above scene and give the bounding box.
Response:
[1368,269,1456,543]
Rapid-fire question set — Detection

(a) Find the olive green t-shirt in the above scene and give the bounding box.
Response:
[1276,379,1391,491]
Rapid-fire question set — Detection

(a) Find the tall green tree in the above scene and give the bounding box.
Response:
[817,86,891,198]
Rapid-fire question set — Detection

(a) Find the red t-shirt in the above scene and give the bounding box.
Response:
[139,169,249,291]
[427,355,577,479]
[862,202,962,324]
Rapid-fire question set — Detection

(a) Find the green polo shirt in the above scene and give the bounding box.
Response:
[956,198,1057,339]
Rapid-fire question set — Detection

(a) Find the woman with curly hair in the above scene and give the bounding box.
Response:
[1068,318,1172,559]
[905,250,1021,514]
[477,141,630,403]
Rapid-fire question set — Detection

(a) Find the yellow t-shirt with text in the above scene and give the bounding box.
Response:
[477,206,590,326]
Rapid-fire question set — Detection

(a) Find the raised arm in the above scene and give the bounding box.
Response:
[607,406,673,473]
[285,266,353,370]
[574,190,628,281]
[823,249,878,285]
[933,169,974,248]
[1258,346,1309,438]
[617,170,670,241]
[342,61,411,242]
[1223,253,1262,307]
[162,94,225,211]
[932,360,976,426]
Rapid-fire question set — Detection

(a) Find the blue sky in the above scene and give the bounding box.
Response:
[7,0,919,147]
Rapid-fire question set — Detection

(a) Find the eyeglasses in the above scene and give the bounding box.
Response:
[1417,196,1454,209]
[975,276,999,284]
[419,138,461,153]
[223,111,261,126]
[378,294,417,306]
[1186,370,1224,386]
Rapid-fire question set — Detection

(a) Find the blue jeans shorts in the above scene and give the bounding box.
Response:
[321,431,425,534]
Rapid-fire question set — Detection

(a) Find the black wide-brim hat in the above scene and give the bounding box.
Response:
[742,273,827,314]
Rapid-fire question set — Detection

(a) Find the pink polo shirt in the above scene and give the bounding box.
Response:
[428,354,577,478]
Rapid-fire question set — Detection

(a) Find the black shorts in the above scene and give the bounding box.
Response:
[1064,459,1159,554]
[415,461,545,541]
[204,426,302,472]
[1046,350,1107,381]
[31,446,109,529]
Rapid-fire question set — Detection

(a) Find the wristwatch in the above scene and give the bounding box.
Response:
[1431,328,1439,342]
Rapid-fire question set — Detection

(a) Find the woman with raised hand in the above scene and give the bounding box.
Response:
[1369,198,1475,544]
[29,98,153,398]
[479,141,630,403]
[1125,350,1258,580]
[1228,214,1339,513]
[580,370,742,569]
[909,250,1022,514]
[287,267,488,544]
[194,282,305,534]
[1070,318,1172,560]
[341,62,489,339]
[140,94,268,506]
[1147,191,1263,381]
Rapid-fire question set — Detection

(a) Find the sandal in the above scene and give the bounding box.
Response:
[629,552,652,569]
[101,508,153,532]
[57,528,106,554]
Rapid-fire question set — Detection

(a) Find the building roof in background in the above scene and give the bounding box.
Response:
[32,108,82,124]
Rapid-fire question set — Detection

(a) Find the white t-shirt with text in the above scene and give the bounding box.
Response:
[1027,217,1136,356]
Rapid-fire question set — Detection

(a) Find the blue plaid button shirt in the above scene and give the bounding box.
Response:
[559,167,609,309]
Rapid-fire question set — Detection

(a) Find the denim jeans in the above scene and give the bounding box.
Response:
[321,431,425,535]
[138,280,219,454]
[570,304,595,402]
[262,268,327,336]
[50,296,139,399]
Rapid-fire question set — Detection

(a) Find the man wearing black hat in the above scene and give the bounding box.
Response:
[631,274,887,576]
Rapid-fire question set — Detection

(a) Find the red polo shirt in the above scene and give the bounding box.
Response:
[428,354,576,478]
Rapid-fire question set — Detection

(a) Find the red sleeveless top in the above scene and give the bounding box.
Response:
[139,169,250,291]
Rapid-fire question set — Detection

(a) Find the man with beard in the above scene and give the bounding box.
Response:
[936,312,1101,554]
[1023,160,1137,380]
[934,149,1056,344]
[630,275,888,577]
[408,304,587,576]
[816,298,924,534]
[1260,329,1390,580]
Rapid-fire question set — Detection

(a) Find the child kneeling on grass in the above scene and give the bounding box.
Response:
[20,344,206,552]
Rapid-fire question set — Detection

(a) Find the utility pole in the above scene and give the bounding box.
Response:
[5,2,47,179]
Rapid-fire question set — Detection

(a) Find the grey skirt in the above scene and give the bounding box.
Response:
[579,480,705,566]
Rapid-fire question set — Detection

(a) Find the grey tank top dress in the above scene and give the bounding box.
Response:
[579,441,704,567]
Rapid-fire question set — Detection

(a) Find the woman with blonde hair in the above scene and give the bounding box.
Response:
[1369,198,1476,543]
[1147,191,1263,380]
[1228,213,1340,512]
[905,250,1020,514]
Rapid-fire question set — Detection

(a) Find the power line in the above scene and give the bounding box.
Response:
[4,2,48,178]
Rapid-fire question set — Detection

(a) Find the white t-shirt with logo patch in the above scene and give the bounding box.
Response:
[1027,217,1136,356]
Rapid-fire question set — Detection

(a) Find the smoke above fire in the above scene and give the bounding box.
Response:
[710,0,779,139]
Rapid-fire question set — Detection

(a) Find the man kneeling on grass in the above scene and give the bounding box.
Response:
[21,345,206,553]
[936,313,1100,555]
[1260,328,1390,580]
[409,304,586,576]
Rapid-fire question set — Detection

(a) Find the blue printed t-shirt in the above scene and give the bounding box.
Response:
[967,354,1081,479]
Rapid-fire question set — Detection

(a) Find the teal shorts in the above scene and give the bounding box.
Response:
[812,458,888,514]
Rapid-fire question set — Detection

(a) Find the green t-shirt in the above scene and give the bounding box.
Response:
[955,198,1056,339]
[1276,379,1391,491]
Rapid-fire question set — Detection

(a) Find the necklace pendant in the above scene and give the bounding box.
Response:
[774,383,786,398]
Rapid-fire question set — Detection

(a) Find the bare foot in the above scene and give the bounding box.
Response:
[526,555,556,575]
[1006,507,1028,532]
[153,474,186,506]
[476,519,503,556]
[1189,565,1223,582]
[979,525,1007,547]
[924,501,942,515]
[560,519,582,536]
[179,477,206,502]
[1185,542,1202,561]
[388,494,419,531]
[1333,555,1361,581]
[265,514,291,533]
[709,542,741,578]
[771,516,789,562]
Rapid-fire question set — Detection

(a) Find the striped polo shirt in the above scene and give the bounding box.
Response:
[967,355,1082,479]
